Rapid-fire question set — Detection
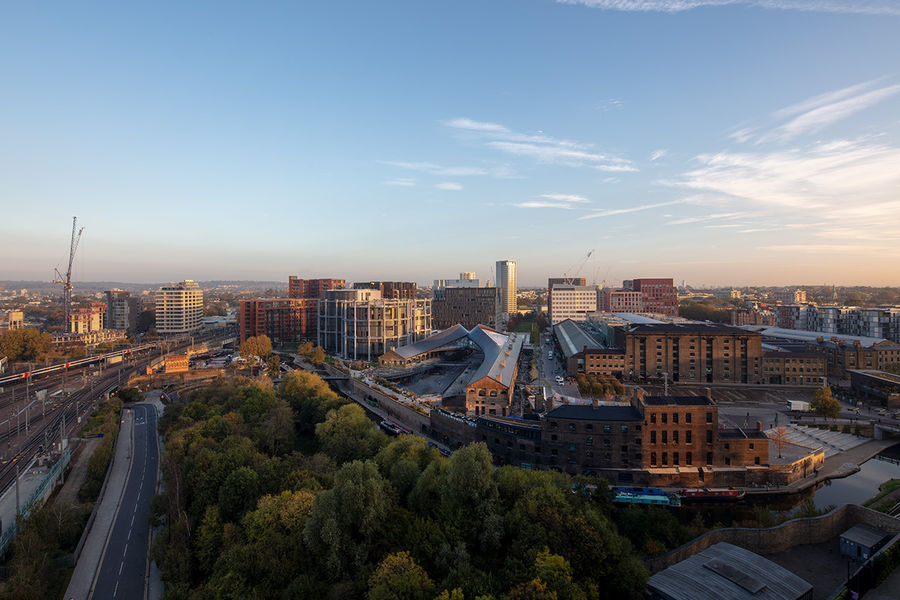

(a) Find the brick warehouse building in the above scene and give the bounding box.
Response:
[616,322,764,383]
[430,389,773,487]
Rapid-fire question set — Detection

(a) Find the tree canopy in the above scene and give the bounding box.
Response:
[152,372,651,600]
[0,327,51,362]
[811,386,840,420]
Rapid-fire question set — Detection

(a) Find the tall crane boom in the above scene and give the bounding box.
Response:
[564,249,594,285]
[52,216,84,330]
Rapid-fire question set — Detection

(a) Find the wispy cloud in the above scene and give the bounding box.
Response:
[435,182,463,191]
[540,193,590,203]
[650,149,667,161]
[516,201,575,209]
[445,117,637,172]
[760,82,900,142]
[667,138,900,236]
[557,1,900,16]
[380,160,513,178]
[383,178,416,187]
[579,199,684,220]
[667,211,749,225]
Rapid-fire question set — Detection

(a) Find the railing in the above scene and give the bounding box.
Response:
[0,448,71,556]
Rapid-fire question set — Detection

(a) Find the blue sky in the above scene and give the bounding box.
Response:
[1,1,898,287]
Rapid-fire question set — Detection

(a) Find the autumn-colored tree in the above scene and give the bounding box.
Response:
[0,327,51,362]
[811,386,840,421]
[770,425,789,459]
[367,551,435,600]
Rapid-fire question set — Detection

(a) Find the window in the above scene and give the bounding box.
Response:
[725,457,731,466]
[650,431,657,444]
[706,452,713,465]
[673,430,679,444]
[662,452,668,465]
[550,421,558,428]
[685,413,692,424]
[754,456,760,465]
[673,452,679,465]
[586,436,593,445]
[568,423,575,431]
[569,444,576,451]
[621,425,629,433]
[662,431,668,444]
[706,412,713,423]
[686,452,692,465]
[706,429,713,443]
[551,434,558,441]
[651,452,657,465]
[662,413,668,424]
[749,443,754,450]
[724,443,730,450]
[673,413,679,424]
[585,424,593,431]
[685,430,692,444]
[650,413,656,424]
[603,424,611,433]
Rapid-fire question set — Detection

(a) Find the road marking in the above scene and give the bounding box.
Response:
[119,561,124,575]
[131,514,135,527]
[128,528,132,541]
[114,581,119,598]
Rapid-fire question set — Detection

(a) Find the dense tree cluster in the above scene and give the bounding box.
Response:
[811,386,841,420]
[574,374,626,398]
[677,300,731,323]
[0,327,51,362]
[153,371,650,599]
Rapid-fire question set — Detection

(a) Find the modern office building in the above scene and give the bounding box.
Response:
[624,278,678,315]
[599,288,644,313]
[495,260,517,315]
[155,280,204,335]
[547,277,585,318]
[548,285,598,324]
[104,289,141,331]
[353,281,417,300]
[288,277,345,300]
[432,286,501,329]
[0,309,24,333]
[317,288,431,360]
[240,298,315,343]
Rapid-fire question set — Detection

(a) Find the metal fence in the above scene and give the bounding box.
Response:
[0,448,71,556]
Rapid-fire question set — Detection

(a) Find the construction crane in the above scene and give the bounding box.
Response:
[563,249,594,285]
[52,217,84,330]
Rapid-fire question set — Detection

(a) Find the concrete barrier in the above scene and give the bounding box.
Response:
[644,504,900,573]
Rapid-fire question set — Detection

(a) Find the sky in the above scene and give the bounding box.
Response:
[1,1,899,288]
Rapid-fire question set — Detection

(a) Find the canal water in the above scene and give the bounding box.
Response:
[810,443,900,510]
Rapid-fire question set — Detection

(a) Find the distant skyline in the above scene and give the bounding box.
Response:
[1,1,899,286]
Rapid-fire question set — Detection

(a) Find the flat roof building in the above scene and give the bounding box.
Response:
[318,288,431,361]
[549,285,598,324]
[156,280,204,335]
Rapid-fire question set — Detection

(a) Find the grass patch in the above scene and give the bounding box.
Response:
[864,479,900,508]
